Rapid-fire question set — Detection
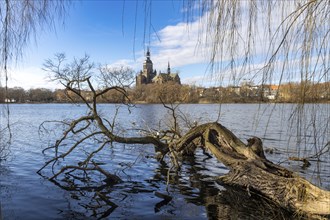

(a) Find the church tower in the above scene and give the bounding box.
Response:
[143,48,154,83]
[136,48,180,86]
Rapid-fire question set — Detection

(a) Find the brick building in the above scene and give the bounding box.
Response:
[136,48,181,86]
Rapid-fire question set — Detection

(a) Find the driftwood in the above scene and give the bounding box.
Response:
[289,156,311,169]
[173,122,330,218]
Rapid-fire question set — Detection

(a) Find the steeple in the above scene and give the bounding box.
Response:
[146,47,151,61]
[143,47,154,82]
[137,48,180,85]
[143,47,152,66]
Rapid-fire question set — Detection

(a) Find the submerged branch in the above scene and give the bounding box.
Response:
[49,164,122,185]
[176,122,330,217]
[37,131,103,174]
[39,54,329,217]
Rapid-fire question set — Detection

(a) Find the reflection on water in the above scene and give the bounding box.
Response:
[0,103,329,219]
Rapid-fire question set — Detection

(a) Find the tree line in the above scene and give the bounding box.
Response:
[1,81,329,104]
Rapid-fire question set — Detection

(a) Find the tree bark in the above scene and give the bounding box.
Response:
[174,122,330,218]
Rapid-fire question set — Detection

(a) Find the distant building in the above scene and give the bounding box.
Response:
[263,85,279,100]
[228,86,241,95]
[4,98,16,103]
[136,48,181,86]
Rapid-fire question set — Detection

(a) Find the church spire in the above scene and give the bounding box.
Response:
[146,47,150,60]
[144,47,152,64]
[167,61,171,74]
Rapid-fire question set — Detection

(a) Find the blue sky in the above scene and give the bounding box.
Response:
[8,0,212,89]
[7,1,326,90]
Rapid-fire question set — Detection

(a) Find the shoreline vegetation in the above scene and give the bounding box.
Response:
[3,100,329,105]
[1,81,329,104]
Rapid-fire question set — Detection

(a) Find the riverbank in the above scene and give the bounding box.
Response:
[2,100,330,104]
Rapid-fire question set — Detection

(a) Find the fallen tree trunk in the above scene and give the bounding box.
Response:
[41,54,329,218]
[174,122,330,218]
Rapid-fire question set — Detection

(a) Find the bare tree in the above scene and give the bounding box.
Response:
[2,0,328,156]
[40,53,165,175]
[1,1,329,217]
[38,54,330,219]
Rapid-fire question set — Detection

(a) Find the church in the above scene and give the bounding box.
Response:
[136,48,181,86]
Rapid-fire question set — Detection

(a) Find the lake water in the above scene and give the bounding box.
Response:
[0,103,329,219]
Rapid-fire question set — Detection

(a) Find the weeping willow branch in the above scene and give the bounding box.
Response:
[182,0,329,86]
[0,0,69,87]
[0,0,70,159]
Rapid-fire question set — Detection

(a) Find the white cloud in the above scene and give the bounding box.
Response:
[150,21,208,70]
[10,1,320,90]
[6,66,60,90]
[137,1,327,87]
[105,59,138,69]
[181,75,211,87]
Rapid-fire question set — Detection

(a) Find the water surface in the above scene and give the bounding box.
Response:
[0,103,329,219]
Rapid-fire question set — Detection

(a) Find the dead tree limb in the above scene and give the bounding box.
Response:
[39,55,170,184]
[174,122,330,217]
[40,54,329,217]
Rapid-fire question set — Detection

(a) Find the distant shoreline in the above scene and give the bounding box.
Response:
[1,100,329,105]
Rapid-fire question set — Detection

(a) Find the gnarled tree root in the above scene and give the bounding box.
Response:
[174,122,330,218]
